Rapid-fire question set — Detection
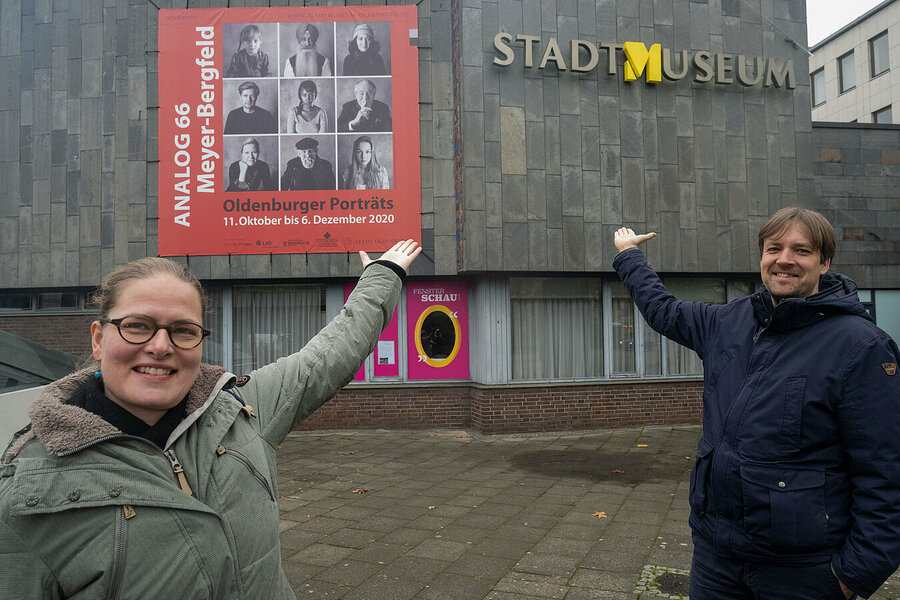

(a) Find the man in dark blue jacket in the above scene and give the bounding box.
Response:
[613,207,900,600]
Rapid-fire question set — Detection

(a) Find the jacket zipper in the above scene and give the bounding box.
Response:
[165,449,194,496]
[108,505,136,600]
[216,446,276,502]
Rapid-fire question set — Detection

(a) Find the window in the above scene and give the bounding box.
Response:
[811,68,825,107]
[870,31,889,77]
[232,284,325,374]
[610,282,636,375]
[873,105,892,124]
[36,292,80,310]
[510,278,603,380]
[0,293,32,310]
[0,290,90,312]
[202,287,227,367]
[661,278,727,376]
[838,51,855,93]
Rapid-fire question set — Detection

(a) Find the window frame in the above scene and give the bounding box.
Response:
[838,50,855,94]
[869,31,889,78]
[811,67,826,107]
[873,105,892,124]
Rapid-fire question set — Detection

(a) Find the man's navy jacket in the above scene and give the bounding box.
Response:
[614,248,900,598]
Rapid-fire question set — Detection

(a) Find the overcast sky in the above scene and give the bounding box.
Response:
[806,0,887,46]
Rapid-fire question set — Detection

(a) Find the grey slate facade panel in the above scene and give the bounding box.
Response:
[0,0,897,289]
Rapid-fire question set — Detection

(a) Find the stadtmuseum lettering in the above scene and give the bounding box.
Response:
[493,33,796,89]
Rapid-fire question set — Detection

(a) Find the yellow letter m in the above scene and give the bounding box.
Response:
[623,42,662,83]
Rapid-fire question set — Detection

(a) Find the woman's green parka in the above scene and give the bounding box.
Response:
[0,264,400,599]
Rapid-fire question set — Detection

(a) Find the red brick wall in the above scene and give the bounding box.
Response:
[299,381,703,434]
[299,386,473,430]
[0,315,97,359]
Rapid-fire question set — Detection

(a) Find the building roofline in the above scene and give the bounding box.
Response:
[809,0,897,52]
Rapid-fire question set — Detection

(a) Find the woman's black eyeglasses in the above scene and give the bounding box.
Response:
[99,316,211,349]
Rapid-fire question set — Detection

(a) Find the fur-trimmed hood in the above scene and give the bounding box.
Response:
[3,364,228,463]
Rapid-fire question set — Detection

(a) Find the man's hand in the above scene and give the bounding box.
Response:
[614,227,657,252]
[351,106,372,130]
[838,579,854,599]
[359,239,422,273]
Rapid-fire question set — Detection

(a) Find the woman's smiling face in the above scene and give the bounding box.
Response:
[91,274,204,425]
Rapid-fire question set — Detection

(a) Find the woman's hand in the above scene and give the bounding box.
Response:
[614,227,657,252]
[238,160,250,180]
[359,239,422,273]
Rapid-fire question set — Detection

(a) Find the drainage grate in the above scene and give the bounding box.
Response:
[634,565,690,599]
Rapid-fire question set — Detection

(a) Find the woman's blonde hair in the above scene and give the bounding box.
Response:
[91,257,207,318]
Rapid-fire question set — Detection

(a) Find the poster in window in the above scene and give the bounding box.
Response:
[344,282,400,380]
[158,6,420,256]
[406,282,469,380]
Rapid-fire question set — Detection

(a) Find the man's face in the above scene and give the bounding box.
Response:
[760,222,830,302]
[298,147,317,169]
[355,82,374,108]
[298,27,315,49]
[240,88,258,111]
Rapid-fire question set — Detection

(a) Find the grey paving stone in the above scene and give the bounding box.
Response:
[316,559,384,587]
[414,572,494,599]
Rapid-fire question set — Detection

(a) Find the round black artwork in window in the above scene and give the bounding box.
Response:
[420,311,455,360]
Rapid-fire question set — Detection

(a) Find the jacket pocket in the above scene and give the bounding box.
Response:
[780,376,806,453]
[740,462,827,552]
[690,438,714,514]
[216,446,276,502]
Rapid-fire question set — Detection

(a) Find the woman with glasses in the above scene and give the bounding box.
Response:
[0,241,421,599]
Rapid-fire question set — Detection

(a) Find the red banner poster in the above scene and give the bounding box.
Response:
[406,282,469,380]
[158,6,420,255]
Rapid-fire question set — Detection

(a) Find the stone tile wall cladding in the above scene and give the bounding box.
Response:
[0,0,896,283]
[458,0,815,275]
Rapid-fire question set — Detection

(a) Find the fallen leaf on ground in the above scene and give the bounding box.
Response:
[522,522,528,526]
[351,488,369,494]
[455,435,469,439]
[685,456,692,460]
[612,469,625,474]
[637,444,649,447]
[592,511,608,519]
[428,506,436,510]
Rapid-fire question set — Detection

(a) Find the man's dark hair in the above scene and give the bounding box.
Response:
[237,81,260,96]
[757,206,835,264]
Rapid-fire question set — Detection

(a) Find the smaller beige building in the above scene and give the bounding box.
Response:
[809,0,899,123]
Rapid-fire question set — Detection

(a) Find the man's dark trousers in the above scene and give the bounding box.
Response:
[689,533,856,600]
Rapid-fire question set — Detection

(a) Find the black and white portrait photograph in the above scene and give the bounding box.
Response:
[223,136,278,192]
[338,134,393,190]
[279,135,337,191]
[336,78,393,133]
[223,79,278,135]
[279,78,335,134]
[280,22,335,78]
[222,22,277,78]
[337,21,391,76]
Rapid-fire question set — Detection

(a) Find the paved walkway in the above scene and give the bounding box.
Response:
[275,426,900,599]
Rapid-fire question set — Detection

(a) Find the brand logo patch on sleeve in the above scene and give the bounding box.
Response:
[883,362,897,376]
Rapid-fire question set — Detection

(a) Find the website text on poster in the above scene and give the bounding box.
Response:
[158,6,421,255]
